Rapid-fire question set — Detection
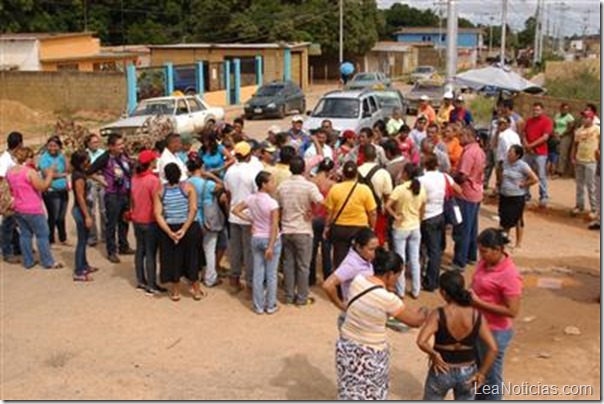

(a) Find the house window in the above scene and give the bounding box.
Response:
[93,61,117,71]
[57,63,78,71]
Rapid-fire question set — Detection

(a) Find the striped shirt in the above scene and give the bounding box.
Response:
[162,185,189,224]
[276,175,324,235]
[341,275,405,350]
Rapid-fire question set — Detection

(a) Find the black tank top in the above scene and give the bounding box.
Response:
[434,307,481,364]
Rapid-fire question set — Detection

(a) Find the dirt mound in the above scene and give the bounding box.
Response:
[0,100,55,143]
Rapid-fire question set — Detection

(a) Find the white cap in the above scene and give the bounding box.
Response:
[292,115,304,123]
[456,95,464,102]
[443,91,454,99]
[420,95,429,101]
[268,125,282,134]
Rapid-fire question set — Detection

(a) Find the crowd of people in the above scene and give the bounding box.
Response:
[0,89,599,400]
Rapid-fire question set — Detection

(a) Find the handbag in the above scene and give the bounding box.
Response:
[443,174,463,226]
[201,179,225,232]
[326,181,359,240]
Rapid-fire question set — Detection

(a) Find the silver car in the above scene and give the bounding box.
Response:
[409,65,438,83]
[405,81,446,114]
[345,72,391,90]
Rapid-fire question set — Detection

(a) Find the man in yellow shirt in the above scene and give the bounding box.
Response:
[571,110,600,219]
[436,91,454,127]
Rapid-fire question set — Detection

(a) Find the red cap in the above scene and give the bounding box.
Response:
[583,110,596,119]
[138,149,158,165]
[342,129,356,140]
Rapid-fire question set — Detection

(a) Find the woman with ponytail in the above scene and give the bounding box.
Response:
[417,271,498,400]
[471,228,523,400]
[385,163,426,299]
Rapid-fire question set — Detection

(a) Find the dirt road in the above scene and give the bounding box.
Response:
[0,84,600,400]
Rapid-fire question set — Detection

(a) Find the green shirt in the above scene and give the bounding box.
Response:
[554,113,575,136]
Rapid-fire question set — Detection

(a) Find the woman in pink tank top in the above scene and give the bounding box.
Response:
[5,148,62,270]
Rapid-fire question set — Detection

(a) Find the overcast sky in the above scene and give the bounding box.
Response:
[377,0,601,37]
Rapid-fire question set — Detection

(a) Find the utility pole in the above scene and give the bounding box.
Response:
[500,0,508,65]
[339,0,344,64]
[533,0,541,66]
[445,0,457,92]
[556,2,569,54]
[538,0,545,61]
[489,15,494,55]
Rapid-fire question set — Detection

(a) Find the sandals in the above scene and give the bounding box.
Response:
[192,288,207,301]
[73,273,94,282]
[86,266,99,273]
[45,262,64,270]
[170,293,181,302]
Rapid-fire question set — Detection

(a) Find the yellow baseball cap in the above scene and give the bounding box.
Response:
[234,141,251,157]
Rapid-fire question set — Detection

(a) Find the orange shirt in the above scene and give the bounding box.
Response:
[445,137,464,170]
[418,105,436,124]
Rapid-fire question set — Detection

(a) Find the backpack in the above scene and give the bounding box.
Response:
[358,165,383,209]
[201,179,225,232]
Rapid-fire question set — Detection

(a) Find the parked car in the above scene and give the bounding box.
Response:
[405,81,446,114]
[409,65,438,83]
[244,81,305,119]
[100,95,224,137]
[345,72,391,90]
[303,89,384,134]
[374,89,408,118]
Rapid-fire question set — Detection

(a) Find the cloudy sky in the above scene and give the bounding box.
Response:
[377,0,601,37]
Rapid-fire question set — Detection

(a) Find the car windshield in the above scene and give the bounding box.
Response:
[312,98,359,119]
[352,73,375,81]
[413,84,441,92]
[376,92,402,107]
[414,67,433,74]
[257,85,284,96]
[131,100,175,116]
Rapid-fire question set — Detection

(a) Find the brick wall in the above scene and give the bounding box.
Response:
[515,92,600,118]
[0,71,127,114]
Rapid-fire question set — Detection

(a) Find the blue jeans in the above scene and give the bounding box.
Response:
[1,215,18,258]
[423,363,477,400]
[14,213,55,268]
[453,199,480,269]
[524,154,548,204]
[133,222,159,288]
[251,236,282,313]
[104,193,130,256]
[421,214,445,291]
[392,227,421,297]
[309,217,332,286]
[72,207,90,275]
[476,329,514,401]
[42,190,68,243]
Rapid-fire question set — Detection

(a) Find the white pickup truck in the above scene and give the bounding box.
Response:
[100,95,224,137]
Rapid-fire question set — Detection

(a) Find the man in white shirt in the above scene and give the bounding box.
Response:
[157,133,188,183]
[224,141,262,291]
[304,129,333,160]
[0,131,23,263]
[410,115,428,147]
[358,144,393,246]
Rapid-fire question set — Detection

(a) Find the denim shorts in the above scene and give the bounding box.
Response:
[423,363,477,400]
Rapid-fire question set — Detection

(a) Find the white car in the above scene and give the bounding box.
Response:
[303,89,384,134]
[100,95,224,137]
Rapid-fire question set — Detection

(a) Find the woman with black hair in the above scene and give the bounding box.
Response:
[498,145,538,249]
[324,161,377,269]
[417,271,498,400]
[471,228,523,400]
[336,248,428,400]
[154,163,202,301]
[198,131,234,178]
[71,150,96,281]
[309,158,336,285]
[38,135,70,245]
[385,163,426,299]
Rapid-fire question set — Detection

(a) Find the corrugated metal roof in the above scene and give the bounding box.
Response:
[149,42,311,50]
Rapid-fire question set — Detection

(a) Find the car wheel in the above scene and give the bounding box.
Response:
[278,105,286,119]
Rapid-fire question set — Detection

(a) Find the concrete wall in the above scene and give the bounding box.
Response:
[0,40,41,70]
[0,71,127,114]
[545,59,600,81]
[515,92,600,119]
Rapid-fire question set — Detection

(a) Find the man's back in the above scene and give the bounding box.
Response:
[225,161,261,224]
[358,162,393,203]
[277,175,323,234]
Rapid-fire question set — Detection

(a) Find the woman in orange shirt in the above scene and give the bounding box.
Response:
[443,124,464,170]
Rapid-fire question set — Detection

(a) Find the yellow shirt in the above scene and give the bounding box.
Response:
[575,125,600,163]
[389,180,427,230]
[325,181,377,226]
[271,163,292,188]
[436,104,454,126]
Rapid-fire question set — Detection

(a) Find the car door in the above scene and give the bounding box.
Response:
[360,97,373,128]
[291,83,304,112]
[186,96,207,131]
[174,97,194,134]
[368,95,382,124]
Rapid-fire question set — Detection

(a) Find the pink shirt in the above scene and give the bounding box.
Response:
[131,171,161,224]
[472,255,523,331]
[457,142,486,203]
[6,167,44,215]
[245,192,279,238]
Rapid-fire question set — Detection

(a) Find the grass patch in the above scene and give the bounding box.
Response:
[545,68,600,102]
[469,95,496,127]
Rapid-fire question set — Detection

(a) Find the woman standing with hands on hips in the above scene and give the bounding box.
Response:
[471,228,523,400]
[154,163,202,301]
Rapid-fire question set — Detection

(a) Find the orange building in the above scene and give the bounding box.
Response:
[0,32,139,72]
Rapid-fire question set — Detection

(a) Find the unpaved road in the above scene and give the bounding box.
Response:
[0,83,600,400]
